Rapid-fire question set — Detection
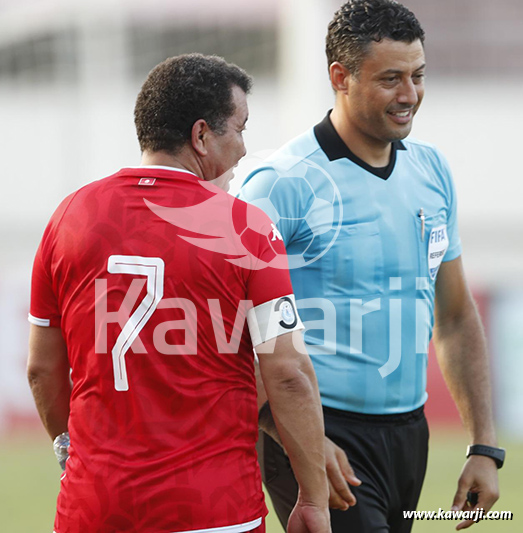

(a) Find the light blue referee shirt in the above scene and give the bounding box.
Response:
[239,113,462,414]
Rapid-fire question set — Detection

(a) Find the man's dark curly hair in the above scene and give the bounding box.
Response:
[326,0,425,77]
[134,53,252,155]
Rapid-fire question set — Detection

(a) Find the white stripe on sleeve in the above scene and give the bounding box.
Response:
[28,314,51,327]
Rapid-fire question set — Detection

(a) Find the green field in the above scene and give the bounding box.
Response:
[1,428,521,532]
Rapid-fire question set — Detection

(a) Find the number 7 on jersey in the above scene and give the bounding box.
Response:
[108,255,165,391]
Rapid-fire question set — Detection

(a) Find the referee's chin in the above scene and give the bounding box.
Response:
[385,124,413,143]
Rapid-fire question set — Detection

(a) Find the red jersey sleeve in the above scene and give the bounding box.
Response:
[29,193,77,328]
[236,200,303,346]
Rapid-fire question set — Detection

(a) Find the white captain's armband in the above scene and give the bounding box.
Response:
[28,314,51,327]
[247,294,304,347]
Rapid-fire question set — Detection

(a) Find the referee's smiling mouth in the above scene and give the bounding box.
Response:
[387,108,414,124]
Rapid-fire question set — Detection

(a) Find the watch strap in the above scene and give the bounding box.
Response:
[466,444,505,469]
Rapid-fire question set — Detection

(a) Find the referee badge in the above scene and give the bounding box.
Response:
[427,225,449,280]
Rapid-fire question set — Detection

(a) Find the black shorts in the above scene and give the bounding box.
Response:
[258,405,429,533]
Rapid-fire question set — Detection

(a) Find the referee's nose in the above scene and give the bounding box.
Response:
[397,78,422,107]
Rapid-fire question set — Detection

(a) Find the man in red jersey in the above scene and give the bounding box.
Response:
[27,54,330,533]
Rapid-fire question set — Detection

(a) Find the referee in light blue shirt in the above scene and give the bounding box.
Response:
[240,1,504,532]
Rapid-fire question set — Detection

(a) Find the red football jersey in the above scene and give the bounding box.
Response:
[29,166,301,533]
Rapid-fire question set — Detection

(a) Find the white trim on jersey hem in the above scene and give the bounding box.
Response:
[124,165,199,178]
[53,516,262,533]
[247,294,304,346]
[170,517,262,533]
[28,313,50,327]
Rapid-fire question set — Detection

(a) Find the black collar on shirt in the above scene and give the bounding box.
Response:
[313,111,406,181]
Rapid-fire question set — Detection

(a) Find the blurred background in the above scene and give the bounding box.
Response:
[1,0,522,530]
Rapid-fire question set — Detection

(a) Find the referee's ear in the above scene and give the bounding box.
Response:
[329,62,351,94]
[191,119,210,156]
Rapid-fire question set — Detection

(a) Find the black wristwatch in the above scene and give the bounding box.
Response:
[466,444,505,469]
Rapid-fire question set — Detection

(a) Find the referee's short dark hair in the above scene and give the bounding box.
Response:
[326,0,425,77]
[134,53,252,155]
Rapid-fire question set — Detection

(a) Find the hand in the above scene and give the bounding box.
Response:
[451,455,499,530]
[324,436,361,510]
[287,500,331,533]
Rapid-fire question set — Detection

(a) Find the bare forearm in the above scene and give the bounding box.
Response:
[257,331,329,506]
[28,325,71,440]
[263,365,328,504]
[28,368,71,439]
[433,304,497,445]
[256,357,283,446]
[257,348,361,511]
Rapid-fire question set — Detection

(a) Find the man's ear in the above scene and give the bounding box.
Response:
[191,119,210,156]
[329,62,351,94]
